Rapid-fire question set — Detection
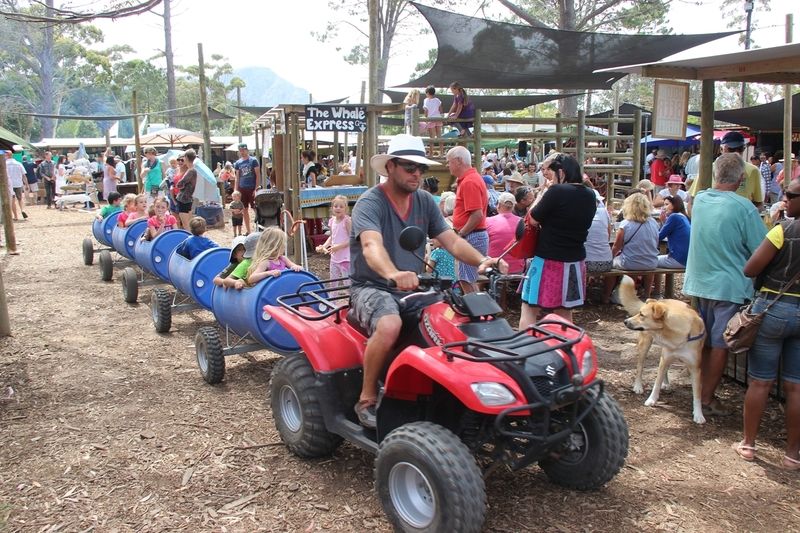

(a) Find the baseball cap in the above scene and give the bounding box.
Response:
[720,131,745,148]
[482,161,493,170]
[498,192,515,205]
[238,143,249,149]
[229,235,247,262]
[242,232,261,259]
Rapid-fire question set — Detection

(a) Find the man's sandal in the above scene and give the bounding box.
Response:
[732,441,756,462]
[781,455,800,471]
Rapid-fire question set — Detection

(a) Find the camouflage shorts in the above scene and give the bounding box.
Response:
[349,285,402,337]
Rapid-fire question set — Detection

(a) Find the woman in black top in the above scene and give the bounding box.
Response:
[519,154,597,328]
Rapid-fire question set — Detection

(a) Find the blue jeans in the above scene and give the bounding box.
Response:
[747,294,800,383]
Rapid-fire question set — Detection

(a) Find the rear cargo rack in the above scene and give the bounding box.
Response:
[276,277,351,321]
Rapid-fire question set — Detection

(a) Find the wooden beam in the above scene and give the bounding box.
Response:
[697,55,800,81]
[697,80,715,192]
[641,65,699,80]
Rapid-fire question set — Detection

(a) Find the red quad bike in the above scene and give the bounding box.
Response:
[265,226,628,533]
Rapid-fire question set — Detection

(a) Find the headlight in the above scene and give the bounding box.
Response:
[581,350,595,378]
[471,382,516,406]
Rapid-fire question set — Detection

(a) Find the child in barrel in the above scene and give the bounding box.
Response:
[175,216,218,260]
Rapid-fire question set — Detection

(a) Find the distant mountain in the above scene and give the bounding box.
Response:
[224,67,309,107]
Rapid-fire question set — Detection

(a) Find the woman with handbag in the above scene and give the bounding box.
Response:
[733,177,800,470]
[518,154,596,328]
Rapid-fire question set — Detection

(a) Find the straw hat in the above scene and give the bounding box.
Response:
[666,174,684,185]
[370,134,439,177]
[506,172,524,185]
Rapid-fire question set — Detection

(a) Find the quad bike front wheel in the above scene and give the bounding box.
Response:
[270,355,342,458]
[376,422,486,533]
[539,389,629,490]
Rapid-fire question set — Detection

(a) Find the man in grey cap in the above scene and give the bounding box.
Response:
[688,131,762,209]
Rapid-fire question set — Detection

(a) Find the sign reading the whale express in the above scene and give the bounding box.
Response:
[305,105,367,132]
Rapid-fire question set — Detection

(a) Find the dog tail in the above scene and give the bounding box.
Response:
[619,275,644,316]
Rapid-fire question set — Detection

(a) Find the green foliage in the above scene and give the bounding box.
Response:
[720,0,771,47]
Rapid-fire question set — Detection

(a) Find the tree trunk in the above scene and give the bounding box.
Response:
[164,0,177,127]
[558,0,578,117]
[39,0,57,138]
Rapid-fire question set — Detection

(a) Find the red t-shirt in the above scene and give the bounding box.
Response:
[452,167,488,231]
[650,158,671,187]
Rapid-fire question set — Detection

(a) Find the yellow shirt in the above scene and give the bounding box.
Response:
[689,159,763,204]
[762,224,800,297]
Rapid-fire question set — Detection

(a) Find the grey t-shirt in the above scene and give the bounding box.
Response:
[617,218,659,270]
[350,185,450,287]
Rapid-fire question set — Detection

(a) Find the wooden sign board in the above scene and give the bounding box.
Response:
[306,105,367,133]
[653,80,690,140]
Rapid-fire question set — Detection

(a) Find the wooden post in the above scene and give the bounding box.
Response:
[366,108,377,187]
[132,90,143,192]
[576,109,586,176]
[473,109,482,170]
[355,81,366,179]
[784,14,793,181]
[0,156,17,253]
[410,106,419,136]
[255,126,261,162]
[236,85,243,143]
[333,131,340,172]
[555,113,563,152]
[632,108,642,187]
[289,112,302,263]
[197,43,212,168]
[698,79,715,192]
[0,266,10,336]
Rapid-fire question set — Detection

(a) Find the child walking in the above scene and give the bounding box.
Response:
[229,190,244,237]
[144,197,178,241]
[315,194,351,283]
[246,226,302,286]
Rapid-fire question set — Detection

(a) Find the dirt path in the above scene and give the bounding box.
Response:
[1,206,798,532]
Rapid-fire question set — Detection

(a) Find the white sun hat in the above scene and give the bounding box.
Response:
[370,134,440,177]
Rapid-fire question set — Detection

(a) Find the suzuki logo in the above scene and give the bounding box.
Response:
[545,364,556,377]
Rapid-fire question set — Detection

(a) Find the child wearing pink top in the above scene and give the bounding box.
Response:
[315,195,351,284]
[144,197,177,240]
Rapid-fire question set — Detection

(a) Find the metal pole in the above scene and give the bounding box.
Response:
[784,14,794,185]
[741,1,754,107]
[197,43,212,168]
[132,90,143,193]
[576,109,586,176]
[236,86,243,143]
[698,80,715,192]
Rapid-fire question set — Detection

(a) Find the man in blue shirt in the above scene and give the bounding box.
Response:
[234,143,261,235]
[22,155,37,205]
[684,153,766,417]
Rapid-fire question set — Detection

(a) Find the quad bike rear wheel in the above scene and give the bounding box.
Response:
[539,390,629,490]
[82,238,94,266]
[376,422,486,533]
[270,355,342,458]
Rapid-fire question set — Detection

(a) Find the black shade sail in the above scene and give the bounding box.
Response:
[689,93,800,131]
[588,103,651,135]
[382,90,581,112]
[401,3,737,90]
[177,107,234,120]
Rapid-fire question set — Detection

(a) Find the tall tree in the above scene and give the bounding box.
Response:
[0,0,113,138]
[314,0,458,100]
[162,0,177,126]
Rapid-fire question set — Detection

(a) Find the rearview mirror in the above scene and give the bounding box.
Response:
[399,226,426,251]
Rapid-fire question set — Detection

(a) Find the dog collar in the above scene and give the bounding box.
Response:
[687,330,705,343]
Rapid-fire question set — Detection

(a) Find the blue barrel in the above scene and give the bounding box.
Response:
[111,219,148,260]
[211,271,324,353]
[167,247,230,311]
[133,229,190,281]
[92,211,121,248]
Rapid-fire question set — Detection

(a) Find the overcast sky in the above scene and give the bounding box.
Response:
[91,0,798,103]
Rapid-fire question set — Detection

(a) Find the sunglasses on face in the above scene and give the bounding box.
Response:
[393,159,428,174]
[177,158,185,162]
[785,190,800,200]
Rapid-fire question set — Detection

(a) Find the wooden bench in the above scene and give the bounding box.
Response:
[591,268,685,299]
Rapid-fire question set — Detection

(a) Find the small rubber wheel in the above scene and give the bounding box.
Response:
[82,238,94,266]
[121,267,138,303]
[376,422,486,533]
[98,250,113,282]
[195,326,225,384]
[270,355,342,458]
[150,288,172,333]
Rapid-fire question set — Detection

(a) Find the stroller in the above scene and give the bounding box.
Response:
[254,189,283,229]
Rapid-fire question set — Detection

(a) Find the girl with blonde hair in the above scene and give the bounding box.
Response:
[246,226,302,286]
[603,192,660,303]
